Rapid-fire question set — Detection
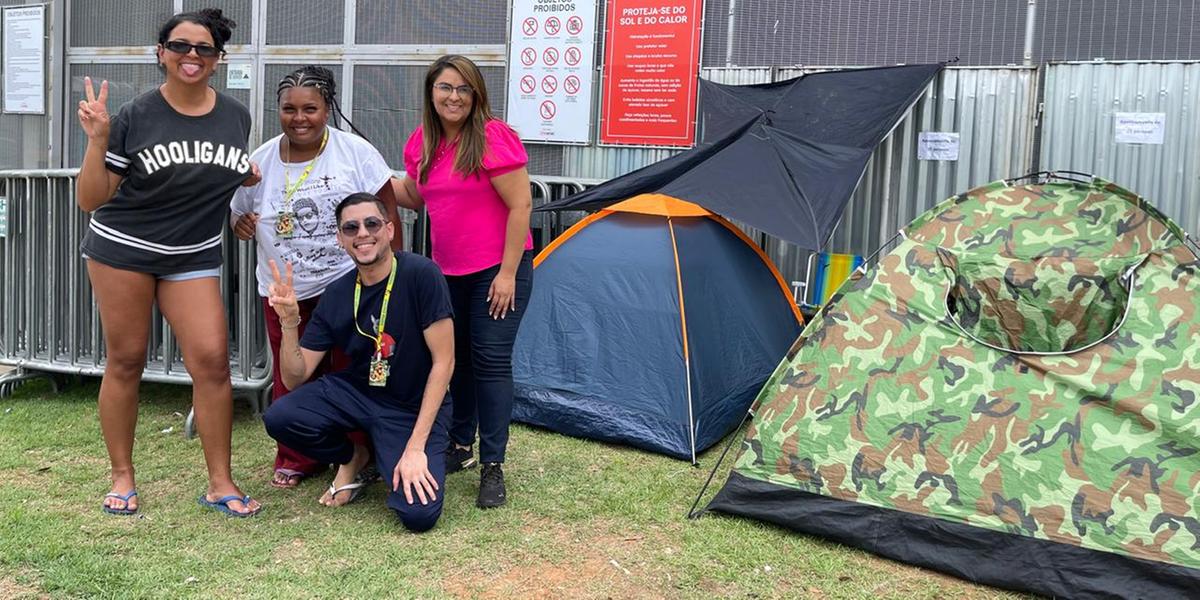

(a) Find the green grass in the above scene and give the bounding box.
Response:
[0,377,1025,599]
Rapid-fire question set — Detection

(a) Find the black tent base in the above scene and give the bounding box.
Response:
[707,471,1200,600]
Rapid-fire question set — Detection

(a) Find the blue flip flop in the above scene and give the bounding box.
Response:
[197,494,261,518]
[102,489,138,515]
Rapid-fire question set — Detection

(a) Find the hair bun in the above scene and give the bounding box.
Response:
[196,7,235,44]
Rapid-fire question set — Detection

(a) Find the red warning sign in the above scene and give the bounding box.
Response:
[520,47,537,66]
[539,100,557,120]
[542,47,559,66]
[519,75,536,94]
[564,75,581,95]
[601,0,703,146]
[545,16,561,36]
[566,15,584,36]
[541,75,558,94]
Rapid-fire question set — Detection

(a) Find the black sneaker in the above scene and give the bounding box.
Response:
[477,462,506,508]
[446,444,477,474]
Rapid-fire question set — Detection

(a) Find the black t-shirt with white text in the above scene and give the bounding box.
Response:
[301,252,454,411]
[80,89,252,274]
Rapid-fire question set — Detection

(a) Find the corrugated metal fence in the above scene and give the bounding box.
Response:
[1041,61,1200,235]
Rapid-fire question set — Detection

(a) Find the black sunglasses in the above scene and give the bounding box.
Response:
[339,217,386,236]
[163,40,221,58]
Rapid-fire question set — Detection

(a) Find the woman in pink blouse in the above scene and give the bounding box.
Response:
[395,55,533,509]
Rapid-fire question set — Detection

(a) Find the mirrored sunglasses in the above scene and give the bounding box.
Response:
[339,217,386,236]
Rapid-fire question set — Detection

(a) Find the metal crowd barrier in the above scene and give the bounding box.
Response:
[0,169,598,425]
[0,169,274,415]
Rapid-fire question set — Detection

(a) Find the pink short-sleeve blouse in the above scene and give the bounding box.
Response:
[403,120,534,276]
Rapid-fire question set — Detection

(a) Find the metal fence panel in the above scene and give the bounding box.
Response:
[68,0,174,47]
[1041,61,1200,235]
[0,170,271,392]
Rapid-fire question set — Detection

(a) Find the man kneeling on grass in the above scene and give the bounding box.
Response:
[263,192,454,532]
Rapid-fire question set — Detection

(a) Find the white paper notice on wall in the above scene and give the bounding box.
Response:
[226,64,252,90]
[1114,112,1165,145]
[917,132,960,161]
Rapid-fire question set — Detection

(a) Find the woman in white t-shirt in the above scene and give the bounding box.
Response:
[230,65,401,505]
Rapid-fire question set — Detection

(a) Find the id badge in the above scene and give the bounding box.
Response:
[368,355,390,387]
[275,211,296,238]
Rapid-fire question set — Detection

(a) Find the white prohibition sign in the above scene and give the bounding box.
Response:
[539,100,557,119]
[564,75,581,95]
[566,15,584,35]
[564,46,582,66]
[545,16,561,35]
[521,17,538,36]
[542,75,558,94]
[543,47,559,66]
[520,47,537,66]
[520,75,536,94]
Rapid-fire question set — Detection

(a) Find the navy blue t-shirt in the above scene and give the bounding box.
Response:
[301,252,453,409]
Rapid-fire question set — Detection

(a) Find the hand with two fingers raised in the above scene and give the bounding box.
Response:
[77,76,111,141]
[266,259,300,323]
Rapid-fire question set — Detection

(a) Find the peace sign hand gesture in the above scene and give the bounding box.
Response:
[267,259,300,322]
[77,77,111,141]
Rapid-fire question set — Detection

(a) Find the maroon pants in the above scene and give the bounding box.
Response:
[264,296,367,475]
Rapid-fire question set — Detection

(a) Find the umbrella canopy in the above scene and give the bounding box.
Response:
[537,63,944,252]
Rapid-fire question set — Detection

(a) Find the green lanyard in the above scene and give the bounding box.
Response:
[353,256,397,352]
[282,127,329,210]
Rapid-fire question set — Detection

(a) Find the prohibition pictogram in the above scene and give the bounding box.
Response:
[564,46,582,66]
[539,100,557,119]
[566,16,584,35]
[542,47,559,66]
[520,47,537,66]
[564,75,581,95]
[545,16,561,35]
[541,75,558,94]
[520,75,536,94]
[522,17,538,36]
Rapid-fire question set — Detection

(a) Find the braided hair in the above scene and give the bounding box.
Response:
[276,66,369,140]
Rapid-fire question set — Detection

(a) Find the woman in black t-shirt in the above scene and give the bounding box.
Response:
[76,8,261,517]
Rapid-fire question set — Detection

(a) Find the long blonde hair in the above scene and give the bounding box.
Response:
[418,55,496,184]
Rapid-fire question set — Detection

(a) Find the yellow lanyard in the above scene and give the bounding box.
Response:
[353,256,397,352]
[282,127,329,211]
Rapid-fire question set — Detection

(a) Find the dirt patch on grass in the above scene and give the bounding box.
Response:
[442,518,668,599]
[0,571,47,599]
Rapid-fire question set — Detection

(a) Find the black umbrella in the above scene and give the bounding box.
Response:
[537,63,944,252]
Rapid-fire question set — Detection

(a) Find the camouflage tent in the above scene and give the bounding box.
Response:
[705,177,1200,599]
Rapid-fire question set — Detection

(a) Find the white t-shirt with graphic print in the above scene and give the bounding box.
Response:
[231,127,393,300]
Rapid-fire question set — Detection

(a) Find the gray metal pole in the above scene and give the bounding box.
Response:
[1023,0,1037,66]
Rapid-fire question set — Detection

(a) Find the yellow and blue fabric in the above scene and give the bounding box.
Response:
[513,195,803,462]
[807,252,864,307]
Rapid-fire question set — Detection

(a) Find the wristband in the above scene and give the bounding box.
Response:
[280,315,301,329]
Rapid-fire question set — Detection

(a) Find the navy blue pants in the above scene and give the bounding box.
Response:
[444,251,533,464]
[262,376,451,532]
